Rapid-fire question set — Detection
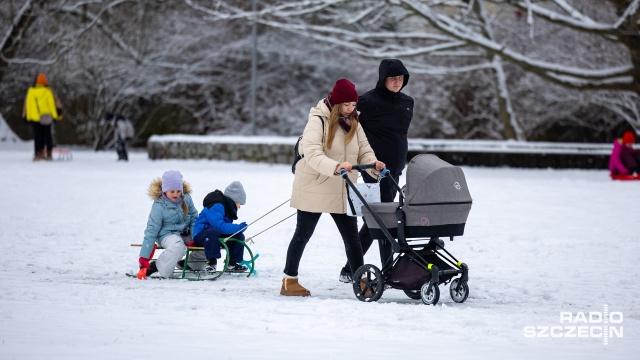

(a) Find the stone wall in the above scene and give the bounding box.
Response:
[147,141,294,164]
[147,135,613,169]
[407,139,612,169]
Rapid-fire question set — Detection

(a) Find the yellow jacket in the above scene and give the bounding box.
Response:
[23,85,59,122]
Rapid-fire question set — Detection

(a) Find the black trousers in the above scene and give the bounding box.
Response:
[116,137,128,161]
[32,122,52,156]
[193,228,245,263]
[343,171,399,274]
[284,210,363,277]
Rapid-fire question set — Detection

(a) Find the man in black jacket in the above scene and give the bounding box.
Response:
[340,59,414,283]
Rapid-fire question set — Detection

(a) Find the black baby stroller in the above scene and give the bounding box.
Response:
[342,154,472,305]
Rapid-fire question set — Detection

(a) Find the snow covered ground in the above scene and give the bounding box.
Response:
[0,145,638,359]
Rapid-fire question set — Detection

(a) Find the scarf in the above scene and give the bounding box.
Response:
[324,94,355,133]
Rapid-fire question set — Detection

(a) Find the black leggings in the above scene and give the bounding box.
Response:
[284,210,363,277]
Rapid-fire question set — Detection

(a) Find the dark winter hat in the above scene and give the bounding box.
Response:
[622,131,636,144]
[224,181,246,205]
[161,170,183,192]
[330,79,358,104]
[377,59,410,90]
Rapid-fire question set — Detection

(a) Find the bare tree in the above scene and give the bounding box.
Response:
[189,0,638,137]
[1,0,637,145]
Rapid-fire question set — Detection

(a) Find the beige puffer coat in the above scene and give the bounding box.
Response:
[290,99,379,214]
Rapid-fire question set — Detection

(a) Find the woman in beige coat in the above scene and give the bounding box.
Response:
[281,79,385,297]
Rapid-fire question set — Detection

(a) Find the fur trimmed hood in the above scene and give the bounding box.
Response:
[147,178,193,200]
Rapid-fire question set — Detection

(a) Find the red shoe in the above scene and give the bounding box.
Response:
[137,268,147,280]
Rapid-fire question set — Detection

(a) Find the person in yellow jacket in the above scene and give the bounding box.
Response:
[22,73,62,161]
[281,79,385,297]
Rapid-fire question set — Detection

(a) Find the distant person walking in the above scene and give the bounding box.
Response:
[22,73,62,161]
[338,59,414,283]
[107,113,135,161]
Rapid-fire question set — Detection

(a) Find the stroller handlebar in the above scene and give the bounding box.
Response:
[351,164,375,171]
[340,165,388,178]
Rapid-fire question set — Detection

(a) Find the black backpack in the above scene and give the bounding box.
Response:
[291,116,325,174]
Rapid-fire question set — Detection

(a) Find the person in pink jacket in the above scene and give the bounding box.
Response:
[609,131,640,177]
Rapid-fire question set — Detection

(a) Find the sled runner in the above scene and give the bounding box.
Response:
[344,155,471,305]
[128,238,258,281]
[610,174,640,181]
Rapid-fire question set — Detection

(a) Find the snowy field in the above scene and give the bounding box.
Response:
[0,145,639,360]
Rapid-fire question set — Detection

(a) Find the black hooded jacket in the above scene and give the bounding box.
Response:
[357,59,414,177]
[202,190,238,221]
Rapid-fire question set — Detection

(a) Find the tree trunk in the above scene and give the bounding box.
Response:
[492,56,523,140]
[474,0,523,139]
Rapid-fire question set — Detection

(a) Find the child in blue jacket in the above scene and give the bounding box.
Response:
[192,181,249,273]
[138,170,199,279]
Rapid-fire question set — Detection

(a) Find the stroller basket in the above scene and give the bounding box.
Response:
[362,154,472,239]
[386,247,457,290]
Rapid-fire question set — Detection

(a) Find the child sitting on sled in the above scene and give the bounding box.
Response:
[609,131,640,179]
[192,181,249,273]
[138,170,199,279]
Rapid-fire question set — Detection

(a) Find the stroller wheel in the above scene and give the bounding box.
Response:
[403,289,421,300]
[449,278,469,303]
[420,282,440,305]
[353,264,384,302]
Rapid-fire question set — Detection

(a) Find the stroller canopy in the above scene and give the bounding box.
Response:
[362,154,472,239]
[405,154,472,205]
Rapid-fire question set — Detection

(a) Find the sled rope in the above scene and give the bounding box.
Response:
[223,198,292,243]
[244,212,296,244]
[234,174,368,244]
[247,198,290,226]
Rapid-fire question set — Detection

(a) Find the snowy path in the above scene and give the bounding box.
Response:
[0,148,638,359]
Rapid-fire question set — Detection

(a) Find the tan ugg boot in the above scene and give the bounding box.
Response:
[280,275,311,297]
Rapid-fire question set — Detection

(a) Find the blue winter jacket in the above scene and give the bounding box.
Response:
[140,178,198,259]
[193,191,244,237]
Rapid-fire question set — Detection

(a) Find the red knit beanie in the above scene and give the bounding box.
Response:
[36,73,48,86]
[330,79,358,104]
[622,131,635,144]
